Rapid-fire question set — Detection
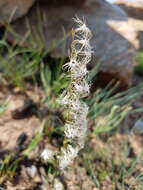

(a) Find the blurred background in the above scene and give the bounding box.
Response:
[0,0,143,189]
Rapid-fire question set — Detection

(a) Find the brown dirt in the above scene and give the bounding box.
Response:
[0,90,41,150]
[0,74,143,189]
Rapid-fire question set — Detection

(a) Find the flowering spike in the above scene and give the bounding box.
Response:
[58,17,92,169]
[41,17,92,172]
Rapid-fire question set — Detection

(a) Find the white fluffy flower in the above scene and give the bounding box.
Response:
[54,178,64,190]
[64,122,87,140]
[58,145,79,170]
[58,17,92,169]
[73,80,90,97]
[41,149,55,161]
[71,65,88,78]
[60,92,70,106]
[50,18,92,171]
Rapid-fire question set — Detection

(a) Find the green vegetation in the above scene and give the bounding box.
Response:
[135,51,143,74]
[0,21,143,189]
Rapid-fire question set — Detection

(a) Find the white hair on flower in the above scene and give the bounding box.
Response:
[41,148,55,161]
[58,145,79,170]
[41,17,92,173]
[58,17,92,169]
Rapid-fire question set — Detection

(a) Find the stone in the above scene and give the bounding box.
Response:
[114,0,143,50]
[114,0,143,20]
[0,0,35,24]
[26,165,37,179]
[7,0,138,88]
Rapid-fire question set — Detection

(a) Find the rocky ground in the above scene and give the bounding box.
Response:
[0,72,142,190]
[0,0,143,189]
